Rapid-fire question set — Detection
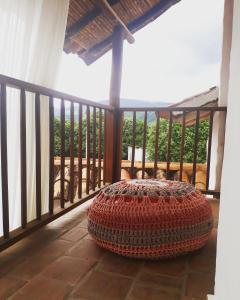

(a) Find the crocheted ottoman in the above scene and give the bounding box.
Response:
[87,179,213,259]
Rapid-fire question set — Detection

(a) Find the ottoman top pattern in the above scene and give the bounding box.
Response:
[102,179,196,200]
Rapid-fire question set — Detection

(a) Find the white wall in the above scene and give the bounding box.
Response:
[209,0,233,192]
[128,147,143,161]
[213,0,240,299]
[209,117,222,190]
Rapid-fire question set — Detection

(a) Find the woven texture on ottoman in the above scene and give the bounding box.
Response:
[87,179,213,259]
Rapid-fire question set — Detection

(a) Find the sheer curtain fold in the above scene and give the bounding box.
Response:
[0,0,69,235]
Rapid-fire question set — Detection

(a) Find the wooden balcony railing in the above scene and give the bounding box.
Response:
[0,74,113,251]
[117,106,227,197]
[0,74,227,251]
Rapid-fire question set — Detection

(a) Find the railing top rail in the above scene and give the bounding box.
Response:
[0,74,113,111]
[120,106,227,112]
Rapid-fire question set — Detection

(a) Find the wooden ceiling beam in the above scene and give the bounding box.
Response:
[94,0,135,44]
[65,0,120,42]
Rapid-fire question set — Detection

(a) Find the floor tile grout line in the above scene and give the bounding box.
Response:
[5,274,37,299]
[124,256,189,299]
[93,268,141,280]
[58,232,88,243]
[181,258,190,299]
[67,255,104,298]
[123,260,145,300]
[66,239,109,297]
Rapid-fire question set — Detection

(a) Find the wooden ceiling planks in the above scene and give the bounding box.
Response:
[64,0,181,64]
[67,0,94,28]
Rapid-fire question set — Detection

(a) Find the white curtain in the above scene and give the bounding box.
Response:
[0,0,69,236]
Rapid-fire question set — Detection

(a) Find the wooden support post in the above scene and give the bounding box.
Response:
[110,26,124,108]
[105,26,124,183]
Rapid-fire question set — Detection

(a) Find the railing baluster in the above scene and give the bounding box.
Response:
[179,112,186,181]
[20,89,27,227]
[154,112,160,178]
[78,104,82,199]
[0,84,9,238]
[49,96,54,214]
[206,111,214,190]
[69,102,75,203]
[131,111,136,179]
[115,110,123,182]
[35,93,41,220]
[166,111,173,179]
[142,111,147,179]
[92,107,96,191]
[192,110,200,185]
[98,109,102,188]
[86,106,90,194]
[60,98,65,208]
[103,110,106,185]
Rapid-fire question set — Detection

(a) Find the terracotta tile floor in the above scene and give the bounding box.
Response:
[0,199,219,300]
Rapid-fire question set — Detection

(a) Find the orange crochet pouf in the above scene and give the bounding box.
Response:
[87,179,213,259]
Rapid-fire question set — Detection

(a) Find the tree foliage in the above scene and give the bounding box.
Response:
[122,118,209,163]
[54,115,209,163]
[121,118,146,159]
[54,114,104,157]
[146,119,209,163]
